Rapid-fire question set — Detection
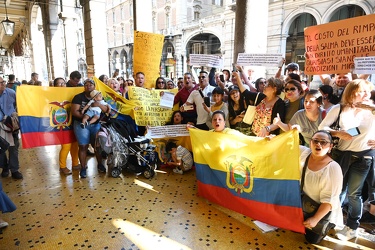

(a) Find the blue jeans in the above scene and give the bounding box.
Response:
[73,120,100,146]
[342,156,372,230]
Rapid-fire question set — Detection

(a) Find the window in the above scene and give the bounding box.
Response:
[113,11,116,23]
[192,43,202,54]
[212,0,223,6]
[167,46,173,53]
[130,3,133,17]
[194,11,200,20]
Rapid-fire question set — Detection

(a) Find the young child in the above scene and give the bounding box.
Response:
[80,90,110,128]
[165,141,193,174]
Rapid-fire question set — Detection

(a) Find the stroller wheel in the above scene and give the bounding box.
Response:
[143,169,155,179]
[111,168,121,178]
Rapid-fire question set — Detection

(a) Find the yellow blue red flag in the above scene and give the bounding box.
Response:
[189,129,304,233]
[17,85,82,148]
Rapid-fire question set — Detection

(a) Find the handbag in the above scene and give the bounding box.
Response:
[243,92,260,125]
[329,105,342,148]
[0,105,19,133]
[301,154,335,244]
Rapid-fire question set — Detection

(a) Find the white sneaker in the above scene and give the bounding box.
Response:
[173,168,183,175]
[0,220,9,228]
[336,226,358,241]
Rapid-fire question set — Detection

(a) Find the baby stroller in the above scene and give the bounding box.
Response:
[96,119,158,178]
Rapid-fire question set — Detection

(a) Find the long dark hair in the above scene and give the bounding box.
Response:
[227,89,247,119]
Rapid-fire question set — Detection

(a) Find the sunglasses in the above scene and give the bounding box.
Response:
[285,87,297,92]
[259,81,266,84]
[198,76,206,79]
[311,139,330,147]
[157,81,165,84]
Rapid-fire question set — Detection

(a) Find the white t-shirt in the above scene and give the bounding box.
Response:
[299,146,344,228]
[187,85,216,125]
[318,104,375,152]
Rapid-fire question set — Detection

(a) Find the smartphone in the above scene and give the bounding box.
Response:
[204,97,211,107]
[183,105,194,111]
[219,74,225,82]
[346,127,360,136]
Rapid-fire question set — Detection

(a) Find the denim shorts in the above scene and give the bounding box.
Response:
[73,120,100,145]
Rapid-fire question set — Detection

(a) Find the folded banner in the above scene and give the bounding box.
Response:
[17,85,82,148]
[189,129,304,233]
[94,77,136,118]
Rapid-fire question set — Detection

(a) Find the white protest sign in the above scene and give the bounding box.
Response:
[147,125,189,138]
[190,54,223,68]
[237,53,283,67]
[353,56,375,74]
[159,92,175,109]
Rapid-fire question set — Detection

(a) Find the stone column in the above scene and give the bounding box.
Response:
[82,0,108,77]
[233,0,269,62]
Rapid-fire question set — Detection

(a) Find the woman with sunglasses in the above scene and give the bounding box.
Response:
[155,77,166,89]
[284,80,305,124]
[318,79,375,241]
[273,89,323,146]
[227,84,252,135]
[255,77,267,93]
[300,130,343,243]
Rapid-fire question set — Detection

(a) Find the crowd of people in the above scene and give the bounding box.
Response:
[0,63,375,244]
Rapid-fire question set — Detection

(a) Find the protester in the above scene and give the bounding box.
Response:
[165,141,193,175]
[66,71,83,87]
[273,89,323,146]
[284,79,305,124]
[0,77,22,179]
[99,74,109,85]
[227,85,251,135]
[203,87,229,129]
[155,77,166,89]
[53,77,80,175]
[175,72,198,125]
[318,79,375,241]
[27,72,40,86]
[71,79,108,178]
[299,130,343,243]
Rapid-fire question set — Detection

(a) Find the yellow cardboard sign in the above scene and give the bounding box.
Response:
[128,87,178,126]
[133,31,164,88]
[304,14,375,74]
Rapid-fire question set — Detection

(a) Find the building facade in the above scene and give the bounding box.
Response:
[107,0,375,81]
[0,0,374,84]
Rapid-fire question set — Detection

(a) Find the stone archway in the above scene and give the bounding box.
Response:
[285,13,317,71]
[29,4,48,84]
[161,41,175,79]
[119,49,127,78]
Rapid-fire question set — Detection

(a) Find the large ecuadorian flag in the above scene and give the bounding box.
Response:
[17,85,82,148]
[189,129,304,233]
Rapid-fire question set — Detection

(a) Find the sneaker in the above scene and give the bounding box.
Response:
[80,167,87,178]
[360,211,375,224]
[0,220,9,228]
[97,163,106,173]
[336,226,358,241]
[72,164,81,170]
[1,168,9,177]
[59,167,72,175]
[173,168,183,175]
[87,149,95,156]
[11,171,23,180]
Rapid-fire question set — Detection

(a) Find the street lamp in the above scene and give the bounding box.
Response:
[1,0,15,36]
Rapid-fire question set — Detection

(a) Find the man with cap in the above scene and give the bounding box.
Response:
[71,79,109,178]
[80,90,110,128]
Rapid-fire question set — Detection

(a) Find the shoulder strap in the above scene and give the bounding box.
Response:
[254,92,260,106]
[300,154,311,192]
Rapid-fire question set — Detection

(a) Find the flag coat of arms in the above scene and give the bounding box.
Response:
[189,129,304,233]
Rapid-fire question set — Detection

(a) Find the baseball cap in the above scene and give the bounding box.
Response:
[286,63,299,71]
[90,90,101,99]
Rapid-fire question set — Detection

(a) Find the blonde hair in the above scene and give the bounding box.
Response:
[341,79,373,106]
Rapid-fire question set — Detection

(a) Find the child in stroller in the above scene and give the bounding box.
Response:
[96,119,158,178]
